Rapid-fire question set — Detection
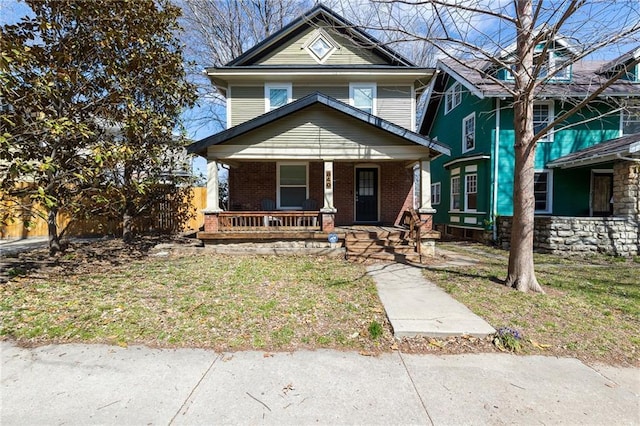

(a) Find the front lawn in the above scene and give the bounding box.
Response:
[1,242,393,352]
[426,242,640,366]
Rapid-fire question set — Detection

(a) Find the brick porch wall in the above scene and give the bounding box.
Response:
[228,161,415,226]
[380,162,414,225]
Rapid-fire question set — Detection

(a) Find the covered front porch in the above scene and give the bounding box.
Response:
[186,92,451,256]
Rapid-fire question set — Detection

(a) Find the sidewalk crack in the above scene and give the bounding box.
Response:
[398,350,434,426]
[169,353,221,424]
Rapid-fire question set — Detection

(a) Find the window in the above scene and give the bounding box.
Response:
[431,182,441,205]
[536,51,571,80]
[462,113,475,152]
[265,83,292,112]
[444,82,462,114]
[413,165,420,209]
[465,174,477,211]
[534,171,552,213]
[533,102,554,141]
[450,176,461,210]
[622,101,640,135]
[278,163,307,209]
[350,83,376,114]
[309,36,334,62]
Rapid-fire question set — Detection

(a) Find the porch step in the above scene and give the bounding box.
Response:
[344,230,420,263]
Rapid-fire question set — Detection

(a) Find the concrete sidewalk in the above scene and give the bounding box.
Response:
[367,263,495,338]
[1,341,638,425]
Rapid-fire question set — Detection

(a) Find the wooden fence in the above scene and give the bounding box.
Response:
[1,187,206,239]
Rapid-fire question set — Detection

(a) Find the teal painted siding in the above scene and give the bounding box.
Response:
[428,78,495,229]
[494,100,620,217]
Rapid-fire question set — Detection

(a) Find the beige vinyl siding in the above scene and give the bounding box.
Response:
[208,105,430,160]
[257,26,388,66]
[377,85,412,129]
[293,86,348,103]
[230,86,264,126]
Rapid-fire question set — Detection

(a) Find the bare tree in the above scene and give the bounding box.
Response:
[178,0,308,131]
[354,0,640,292]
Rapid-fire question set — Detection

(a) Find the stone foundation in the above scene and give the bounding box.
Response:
[498,216,639,256]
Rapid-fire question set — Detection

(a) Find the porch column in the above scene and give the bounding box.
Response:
[321,160,337,232]
[418,158,435,214]
[205,159,222,212]
[203,159,222,233]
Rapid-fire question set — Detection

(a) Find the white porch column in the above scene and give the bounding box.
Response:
[322,160,336,212]
[419,157,435,213]
[205,159,222,212]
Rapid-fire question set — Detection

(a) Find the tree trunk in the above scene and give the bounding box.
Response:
[47,207,62,255]
[504,0,544,293]
[122,201,134,244]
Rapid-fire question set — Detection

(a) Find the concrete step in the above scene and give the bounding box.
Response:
[346,251,422,263]
[346,245,416,255]
[345,240,414,249]
[345,230,409,241]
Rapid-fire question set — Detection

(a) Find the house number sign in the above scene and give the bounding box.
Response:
[325,170,332,189]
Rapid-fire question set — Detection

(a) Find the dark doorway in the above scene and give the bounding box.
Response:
[355,168,378,222]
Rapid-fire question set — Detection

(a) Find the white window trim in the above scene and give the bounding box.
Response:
[444,82,462,114]
[534,169,553,214]
[534,101,555,142]
[303,29,339,64]
[265,83,292,113]
[464,174,478,212]
[620,100,640,136]
[450,175,461,211]
[431,182,441,205]
[462,112,475,153]
[505,50,571,81]
[349,82,377,115]
[276,162,308,210]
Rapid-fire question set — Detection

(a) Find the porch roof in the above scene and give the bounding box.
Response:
[547,133,640,168]
[187,92,451,158]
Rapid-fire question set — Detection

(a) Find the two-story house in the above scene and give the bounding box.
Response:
[419,40,640,255]
[187,5,450,258]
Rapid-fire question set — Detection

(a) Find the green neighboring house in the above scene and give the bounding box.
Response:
[419,42,640,255]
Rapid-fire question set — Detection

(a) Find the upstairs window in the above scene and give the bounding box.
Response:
[535,51,571,80]
[533,102,554,141]
[462,113,475,153]
[444,82,462,114]
[265,83,292,112]
[304,29,338,64]
[622,100,640,135]
[350,83,376,114]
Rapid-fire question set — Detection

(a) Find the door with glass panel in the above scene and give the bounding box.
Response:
[355,168,378,222]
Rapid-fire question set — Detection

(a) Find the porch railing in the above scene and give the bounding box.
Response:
[218,211,321,231]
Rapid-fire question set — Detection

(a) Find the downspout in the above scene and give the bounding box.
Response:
[492,98,501,242]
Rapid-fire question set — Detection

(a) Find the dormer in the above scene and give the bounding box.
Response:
[487,28,578,82]
[597,46,640,82]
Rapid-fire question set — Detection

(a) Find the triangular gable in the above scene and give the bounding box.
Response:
[187,92,450,159]
[227,4,415,67]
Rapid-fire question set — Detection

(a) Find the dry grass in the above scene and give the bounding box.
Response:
[1,240,394,352]
[426,242,640,367]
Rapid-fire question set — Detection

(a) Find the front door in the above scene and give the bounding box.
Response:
[592,172,613,216]
[355,168,378,222]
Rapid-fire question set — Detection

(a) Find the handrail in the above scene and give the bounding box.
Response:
[401,209,422,256]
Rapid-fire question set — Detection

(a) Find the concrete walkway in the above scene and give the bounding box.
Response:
[367,263,495,338]
[2,341,638,425]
